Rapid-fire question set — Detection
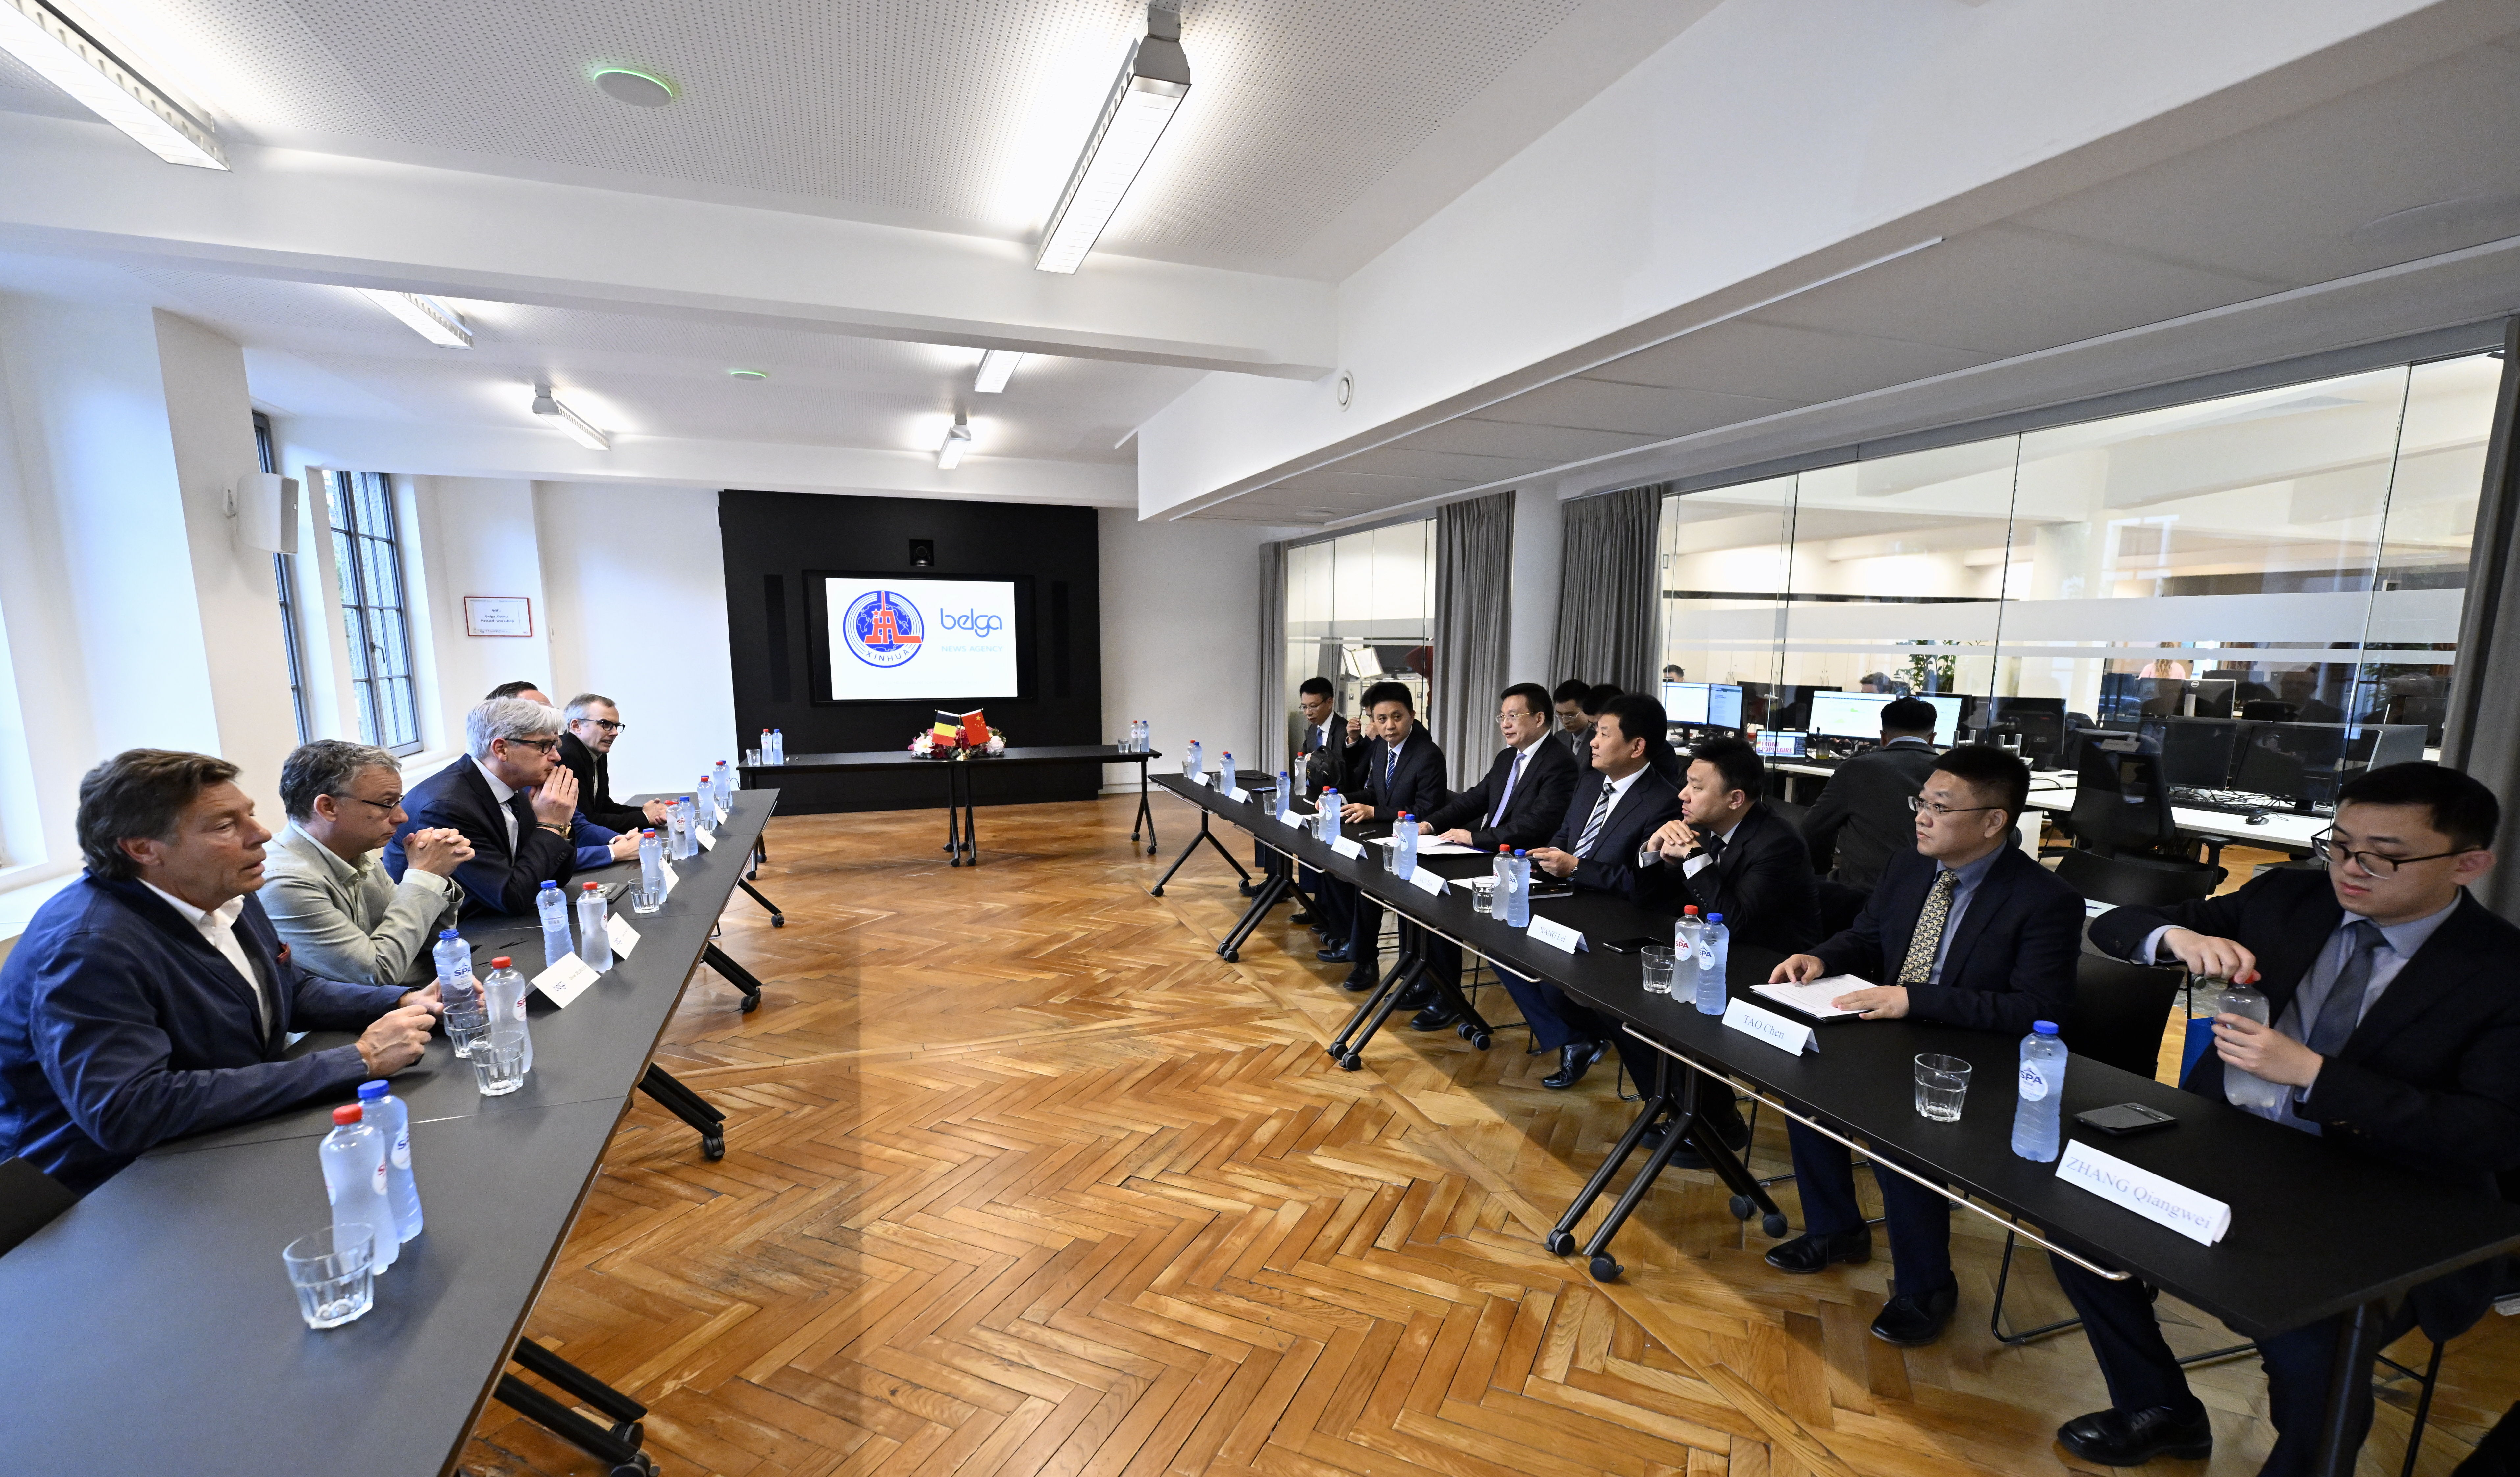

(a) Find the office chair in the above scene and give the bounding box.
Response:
[2053,849,2225,909]
[1815,879,1868,937]
[2069,742,2183,860]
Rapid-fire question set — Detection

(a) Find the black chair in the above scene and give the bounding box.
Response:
[2069,742,2182,859]
[2053,848,2224,909]
[1815,879,1868,938]
[0,1157,77,1257]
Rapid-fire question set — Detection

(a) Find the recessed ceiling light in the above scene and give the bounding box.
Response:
[531,383,610,451]
[973,350,1022,394]
[937,414,972,470]
[0,0,226,167]
[593,67,675,107]
[1035,6,1189,274]
[728,368,768,379]
[356,289,472,348]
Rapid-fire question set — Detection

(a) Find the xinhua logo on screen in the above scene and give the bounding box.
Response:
[843,589,925,668]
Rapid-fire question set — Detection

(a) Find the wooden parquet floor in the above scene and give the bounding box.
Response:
[463,795,2516,1477]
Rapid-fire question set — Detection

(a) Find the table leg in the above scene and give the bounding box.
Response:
[942,767,961,862]
[1218,857,1292,962]
[1148,810,1251,897]
[737,877,786,927]
[2309,1299,2389,1477]
[704,941,767,1013]
[1547,1053,1674,1256]
[1134,759,1159,855]
[639,1063,728,1160]
[958,763,980,866]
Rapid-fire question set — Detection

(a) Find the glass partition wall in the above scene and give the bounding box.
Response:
[1284,520,1436,748]
[1659,351,2497,749]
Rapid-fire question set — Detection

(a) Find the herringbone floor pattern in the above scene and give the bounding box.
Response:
[463,794,2515,1477]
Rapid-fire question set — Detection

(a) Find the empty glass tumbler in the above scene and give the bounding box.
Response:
[1914,1054,1972,1122]
[282,1226,376,1329]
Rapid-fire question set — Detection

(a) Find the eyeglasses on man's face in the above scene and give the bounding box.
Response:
[584,719,625,733]
[2309,829,2473,878]
[330,792,404,813]
[502,736,561,754]
[1907,794,2000,818]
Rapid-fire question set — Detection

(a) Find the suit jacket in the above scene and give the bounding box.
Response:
[385,757,597,916]
[0,876,406,1192]
[558,731,651,834]
[1813,843,2080,1036]
[1802,738,1940,892]
[1423,739,1580,853]
[1548,767,1687,906]
[1665,803,1822,955]
[1293,714,1369,800]
[259,822,461,988]
[1560,726,1594,770]
[1355,729,1448,828]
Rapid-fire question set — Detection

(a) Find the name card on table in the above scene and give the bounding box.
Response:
[1406,867,1447,896]
[1330,836,1366,860]
[606,914,642,956]
[695,825,717,851]
[532,953,603,1008]
[659,860,680,896]
[1228,786,1250,804]
[1526,915,1585,953]
[713,802,729,826]
[1722,996,1816,1055]
[2056,1139,2231,1246]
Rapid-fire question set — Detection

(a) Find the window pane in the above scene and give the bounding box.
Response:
[1659,473,1795,699]
[2362,354,2495,742]
[339,607,371,679]
[332,529,360,607]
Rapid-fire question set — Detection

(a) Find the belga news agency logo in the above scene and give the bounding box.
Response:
[940,608,1004,638]
[844,590,924,668]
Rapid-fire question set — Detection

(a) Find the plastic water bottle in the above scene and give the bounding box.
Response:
[2012,1021,2068,1161]
[1699,914,1731,1015]
[1505,851,1531,927]
[536,879,573,969]
[668,798,693,859]
[1136,719,1149,753]
[769,729,786,765]
[1186,738,1203,778]
[635,829,664,912]
[1277,769,1293,820]
[759,728,774,764]
[1318,789,1341,846]
[577,882,613,971]
[319,1104,398,1274]
[1393,815,1417,879]
[712,761,732,810]
[434,928,486,1057]
[355,1080,422,1243]
[1490,846,1511,919]
[2213,980,2289,1114]
[1674,906,1705,1007]
[697,780,717,830]
[482,956,534,1074]
[1218,750,1234,789]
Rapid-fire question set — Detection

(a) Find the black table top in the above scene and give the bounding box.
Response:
[741,744,1159,772]
[1154,775,2520,1339]
[0,791,779,1475]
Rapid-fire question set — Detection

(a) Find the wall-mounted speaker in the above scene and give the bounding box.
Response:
[227,472,298,555]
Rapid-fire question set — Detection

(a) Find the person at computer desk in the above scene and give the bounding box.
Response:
[1313,682,1447,992]
[1504,695,1686,1089]
[1764,745,2081,1349]
[1800,696,1941,892]
[2046,762,2520,1473]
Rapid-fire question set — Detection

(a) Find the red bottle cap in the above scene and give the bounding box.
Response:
[583,881,598,890]
[332,1105,363,1125]
[490,956,511,969]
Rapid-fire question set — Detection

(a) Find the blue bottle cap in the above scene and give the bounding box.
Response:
[357,1080,387,1100]
[540,879,558,888]
[439,928,460,939]
[2033,1020,2060,1035]
[1706,913,1723,923]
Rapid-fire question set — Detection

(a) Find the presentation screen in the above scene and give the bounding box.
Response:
[820,575,1021,702]
[1810,691,1964,745]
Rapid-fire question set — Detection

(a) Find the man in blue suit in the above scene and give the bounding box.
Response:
[0,751,438,1193]
[387,697,637,915]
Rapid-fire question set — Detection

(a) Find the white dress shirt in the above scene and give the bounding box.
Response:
[1490,740,1541,826]
[1673,814,1748,878]
[474,757,523,853]
[143,881,270,1034]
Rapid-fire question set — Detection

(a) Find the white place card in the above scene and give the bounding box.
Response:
[1330,836,1366,860]
[1526,915,1585,953]
[532,953,603,1008]
[1406,867,1447,897]
[659,860,680,896]
[713,802,729,826]
[1722,996,1816,1055]
[1228,786,1250,804]
[606,914,641,956]
[695,826,717,851]
[2055,1139,2231,1246]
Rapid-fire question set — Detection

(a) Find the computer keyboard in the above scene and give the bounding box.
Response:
[2167,787,2331,820]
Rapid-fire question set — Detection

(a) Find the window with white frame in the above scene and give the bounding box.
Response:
[328,471,422,754]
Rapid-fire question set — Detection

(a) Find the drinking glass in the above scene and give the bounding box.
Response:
[1639,945,1676,996]
[471,1032,528,1097]
[1914,1054,1971,1122]
[743,748,763,767]
[283,1227,376,1329]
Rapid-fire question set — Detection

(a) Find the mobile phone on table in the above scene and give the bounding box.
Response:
[2072,1103,2177,1137]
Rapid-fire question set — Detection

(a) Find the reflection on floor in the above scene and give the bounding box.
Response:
[463,796,2512,1477]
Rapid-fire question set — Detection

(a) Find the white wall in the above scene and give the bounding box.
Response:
[1097,510,1274,789]
[407,476,551,739]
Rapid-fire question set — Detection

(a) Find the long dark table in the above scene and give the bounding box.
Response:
[0,789,782,1476]
[1151,775,2520,1476]
[741,744,1162,864]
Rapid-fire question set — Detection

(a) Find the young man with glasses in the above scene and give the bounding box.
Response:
[386,698,638,915]
[2048,762,2520,1473]
[261,740,472,987]
[558,693,672,833]
[1765,745,2082,1348]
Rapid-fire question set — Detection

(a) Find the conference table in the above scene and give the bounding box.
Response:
[1150,773,2520,1477]
[741,744,1163,864]
[0,789,781,1477]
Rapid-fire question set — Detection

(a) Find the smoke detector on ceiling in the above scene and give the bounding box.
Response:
[593,67,676,107]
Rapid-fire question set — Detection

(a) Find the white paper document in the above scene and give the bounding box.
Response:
[1751,976,1869,1021]
[2055,1139,2232,1246]
[606,914,641,956]
[532,953,603,1008]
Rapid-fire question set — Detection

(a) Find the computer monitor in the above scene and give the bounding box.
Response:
[1809,690,1965,746]
[1662,682,1710,725]
[1705,683,1743,729]
[1973,696,2067,766]
[2142,718,2242,789]
[2136,677,2236,719]
[1756,730,1808,759]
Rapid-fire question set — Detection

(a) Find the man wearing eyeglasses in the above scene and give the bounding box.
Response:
[2047,762,2520,1474]
[557,693,672,833]
[261,741,471,987]
[386,698,638,915]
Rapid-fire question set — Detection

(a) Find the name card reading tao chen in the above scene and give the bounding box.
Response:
[1406,867,1446,897]
[1330,836,1366,860]
[1526,915,1584,953]
[2056,1139,2231,1246]
[1722,996,1816,1055]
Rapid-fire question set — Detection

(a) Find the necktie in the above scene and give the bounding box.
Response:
[1386,746,1399,789]
[1897,869,1962,985]
[2306,920,2385,1056]
[509,792,540,853]
[1701,831,1726,863]
[1490,749,1526,826]
[1574,779,1617,857]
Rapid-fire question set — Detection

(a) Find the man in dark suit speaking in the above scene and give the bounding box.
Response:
[2048,762,2520,1474]
[1316,682,1448,992]
[1765,745,2082,1349]
[388,698,637,915]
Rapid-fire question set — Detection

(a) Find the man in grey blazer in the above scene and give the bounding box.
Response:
[260,741,471,988]
[1801,697,1942,892]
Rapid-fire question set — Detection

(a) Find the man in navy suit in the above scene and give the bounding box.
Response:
[1316,682,1448,992]
[0,751,437,1193]
[387,697,638,915]
[2048,763,2520,1473]
[1765,744,2081,1348]
[1501,694,1687,1088]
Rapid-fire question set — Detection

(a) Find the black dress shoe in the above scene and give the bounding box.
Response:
[1340,964,1380,992]
[1393,981,1435,1010]
[1869,1282,1959,1347]
[1542,1042,1606,1089]
[2056,1405,2214,1466]
[1289,910,1317,926]
[1409,1002,1461,1032]
[1763,1228,1872,1274]
[1316,941,1353,963]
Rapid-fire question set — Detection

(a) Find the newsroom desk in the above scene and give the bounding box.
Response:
[741,745,1162,864]
[1773,758,2331,854]
[1150,774,2520,1477]
[0,789,781,1477]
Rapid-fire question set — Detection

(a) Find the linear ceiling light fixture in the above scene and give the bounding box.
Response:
[973,350,1023,393]
[1033,5,1188,274]
[0,0,225,166]
[357,289,473,347]
[532,383,610,450]
[937,413,972,470]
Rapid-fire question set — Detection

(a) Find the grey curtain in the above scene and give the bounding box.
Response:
[1549,483,1663,698]
[2438,316,2520,920]
[1256,540,1288,773]
[1432,492,1515,786]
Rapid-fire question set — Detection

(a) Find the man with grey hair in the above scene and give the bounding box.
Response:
[386,698,637,915]
[557,692,669,833]
[261,740,472,987]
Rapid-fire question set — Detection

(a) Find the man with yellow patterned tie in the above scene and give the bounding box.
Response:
[1762,746,2082,1347]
